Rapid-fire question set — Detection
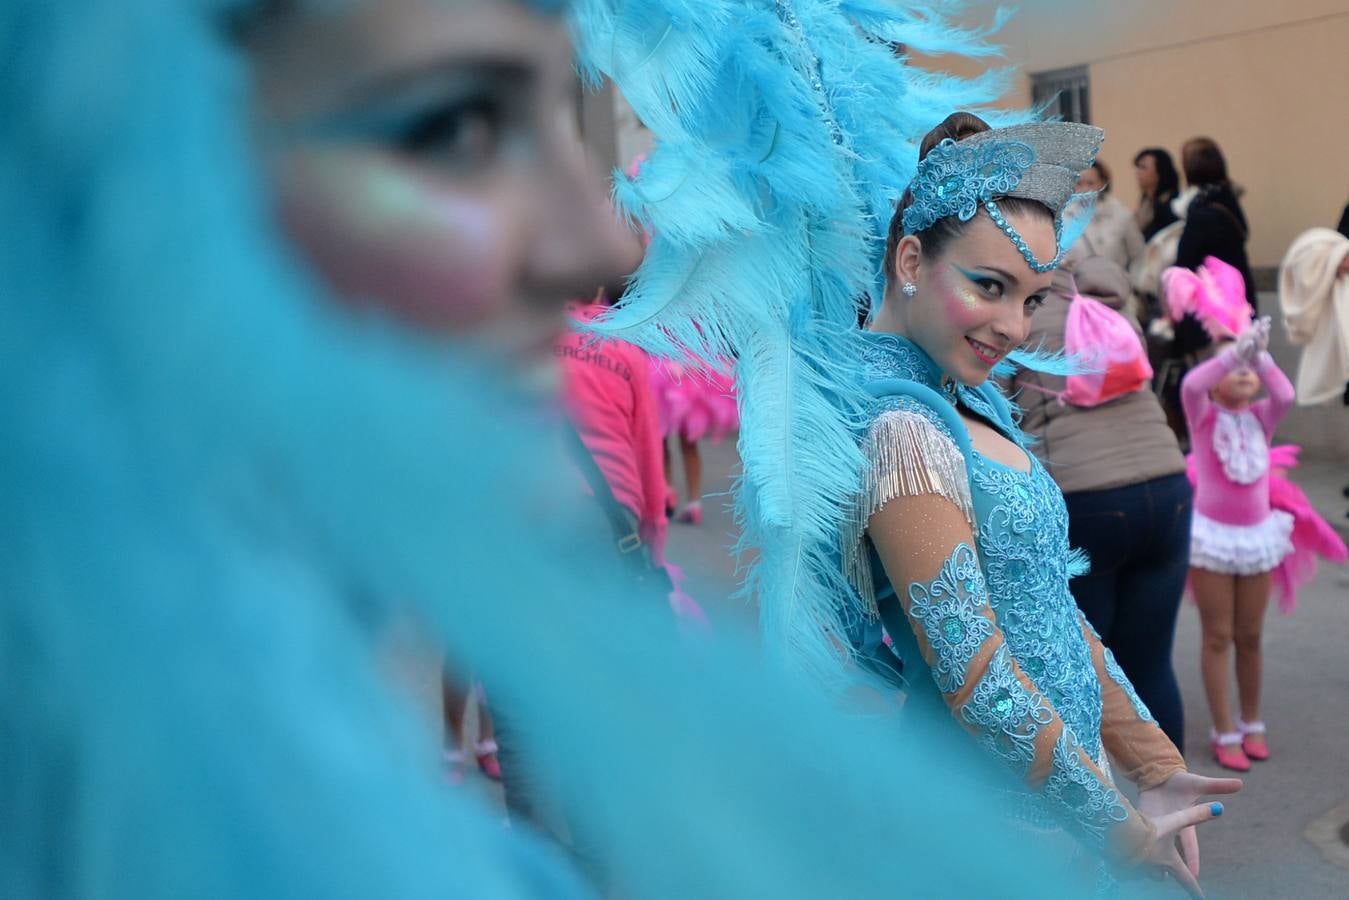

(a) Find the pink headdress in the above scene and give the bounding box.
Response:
[624,153,648,180]
[622,153,653,249]
[1162,256,1254,341]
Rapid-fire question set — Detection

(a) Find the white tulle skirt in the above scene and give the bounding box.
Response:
[1190,509,1295,575]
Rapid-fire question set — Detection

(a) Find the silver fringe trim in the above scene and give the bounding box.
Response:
[842,410,975,617]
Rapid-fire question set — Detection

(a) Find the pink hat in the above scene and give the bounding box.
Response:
[1162,256,1253,341]
[622,153,652,248]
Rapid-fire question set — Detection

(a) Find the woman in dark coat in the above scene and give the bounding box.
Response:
[1175,137,1257,313]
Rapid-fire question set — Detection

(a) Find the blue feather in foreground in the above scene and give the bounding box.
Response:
[1,0,1099,895]
[571,0,1027,684]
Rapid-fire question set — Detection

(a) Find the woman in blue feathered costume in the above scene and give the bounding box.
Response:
[1,1,1104,897]
[843,109,1249,894]
[574,0,1254,889]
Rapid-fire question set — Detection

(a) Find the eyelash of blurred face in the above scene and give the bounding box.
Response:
[301,73,525,173]
[1024,294,1047,314]
[395,95,503,165]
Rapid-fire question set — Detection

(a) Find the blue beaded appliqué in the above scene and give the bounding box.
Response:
[961,645,1053,776]
[901,136,1064,273]
[969,453,1104,761]
[1042,731,1130,843]
[906,543,993,694]
[903,138,1034,234]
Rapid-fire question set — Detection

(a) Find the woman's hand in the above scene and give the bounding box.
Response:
[1136,771,1243,897]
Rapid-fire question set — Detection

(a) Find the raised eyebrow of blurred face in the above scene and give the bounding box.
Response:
[309,60,537,139]
[248,1,574,121]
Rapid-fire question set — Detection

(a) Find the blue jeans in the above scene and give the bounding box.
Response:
[1064,473,1192,752]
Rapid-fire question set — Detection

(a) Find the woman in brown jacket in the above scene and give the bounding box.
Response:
[1011,256,1191,750]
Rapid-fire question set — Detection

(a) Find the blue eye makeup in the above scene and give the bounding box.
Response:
[956,266,1005,299]
[278,64,532,172]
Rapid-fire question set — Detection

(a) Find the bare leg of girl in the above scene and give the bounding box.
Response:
[1233,570,1272,751]
[473,683,502,781]
[662,437,676,515]
[681,436,702,503]
[441,672,468,751]
[441,669,470,782]
[1191,567,1238,734]
[676,436,703,524]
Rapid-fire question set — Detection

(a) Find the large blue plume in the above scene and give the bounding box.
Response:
[571,0,1029,685]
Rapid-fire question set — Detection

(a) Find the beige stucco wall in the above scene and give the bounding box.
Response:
[922,3,1349,267]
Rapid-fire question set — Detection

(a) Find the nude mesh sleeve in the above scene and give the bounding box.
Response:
[868,495,1156,863]
[842,409,974,615]
[1077,613,1186,791]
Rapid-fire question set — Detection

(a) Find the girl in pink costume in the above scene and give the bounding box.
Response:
[560,294,711,627]
[1167,257,1346,772]
[621,153,739,526]
[650,356,739,525]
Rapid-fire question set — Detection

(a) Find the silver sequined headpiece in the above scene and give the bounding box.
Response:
[902,121,1105,272]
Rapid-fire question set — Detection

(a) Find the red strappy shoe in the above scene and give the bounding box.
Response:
[1237,719,1270,761]
[675,500,702,525]
[1210,730,1251,772]
[475,739,502,781]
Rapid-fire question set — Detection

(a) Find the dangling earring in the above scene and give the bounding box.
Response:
[902,282,917,297]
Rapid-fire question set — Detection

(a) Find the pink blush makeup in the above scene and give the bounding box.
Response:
[934,265,984,329]
[275,148,511,331]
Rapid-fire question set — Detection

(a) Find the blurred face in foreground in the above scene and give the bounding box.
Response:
[246,0,637,370]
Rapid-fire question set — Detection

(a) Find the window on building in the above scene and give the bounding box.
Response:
[1031,66,1090,124]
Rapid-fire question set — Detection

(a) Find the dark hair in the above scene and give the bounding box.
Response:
[1089,160,1111,194]
[1181,137,1229,188]
[1132,147,1180,200]
[883,112,1052,297]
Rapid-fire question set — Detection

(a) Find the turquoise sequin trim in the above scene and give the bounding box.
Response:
[983,199,1064,273]
[960,645,1053,776]
[906,543,993,694]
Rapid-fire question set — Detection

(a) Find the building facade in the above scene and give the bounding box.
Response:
[927,0,1349,268]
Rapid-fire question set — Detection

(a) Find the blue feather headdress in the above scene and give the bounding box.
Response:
[571,0,1033,685]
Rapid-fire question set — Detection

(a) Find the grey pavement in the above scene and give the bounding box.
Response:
[665,430,1349,898]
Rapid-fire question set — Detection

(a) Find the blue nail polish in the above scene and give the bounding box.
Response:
[1210,802,1224,817]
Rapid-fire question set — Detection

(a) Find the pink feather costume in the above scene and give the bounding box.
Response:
[1168,258,1346,609]
[649,355,739,444]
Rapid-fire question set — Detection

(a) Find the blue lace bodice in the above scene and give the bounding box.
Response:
[859,335,1101,748]
[850,332,1176,857]
[967,450,1103,760]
